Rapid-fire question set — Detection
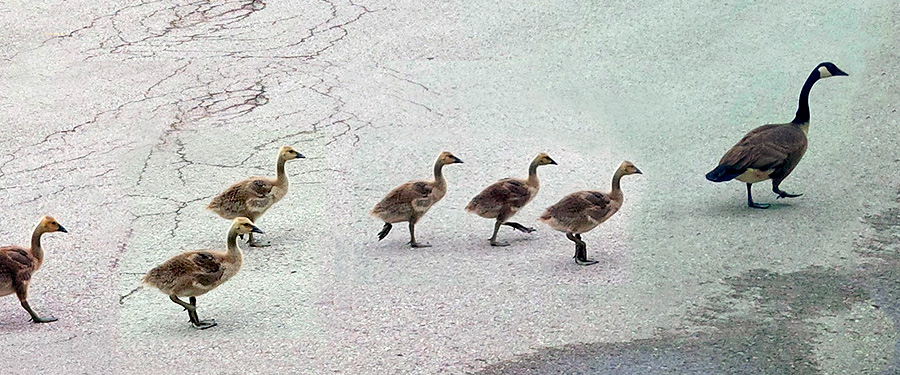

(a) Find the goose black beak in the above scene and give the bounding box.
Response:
[251,226,264,234]
[634,168,643,174]
[453,157,464,164]
[834,68,848,76]
[57,224,68,233]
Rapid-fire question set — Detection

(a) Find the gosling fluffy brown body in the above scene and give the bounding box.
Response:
[0,216,67,323]
[540,161,641,265]
[143,217,262,329]
[705,62,848,208]
[466,153,556,246]
[371,152,463,247]
[207,146,303,246]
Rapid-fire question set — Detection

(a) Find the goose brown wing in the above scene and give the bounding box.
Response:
[717,124,807,172]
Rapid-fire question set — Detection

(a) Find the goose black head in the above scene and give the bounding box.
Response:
[816,62,848,78]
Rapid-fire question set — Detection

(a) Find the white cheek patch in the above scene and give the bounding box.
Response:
[818,66,832,78]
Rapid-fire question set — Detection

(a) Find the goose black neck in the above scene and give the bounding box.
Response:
[791,70,820,124]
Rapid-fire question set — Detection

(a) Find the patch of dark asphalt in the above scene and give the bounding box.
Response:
[478,190,900,375]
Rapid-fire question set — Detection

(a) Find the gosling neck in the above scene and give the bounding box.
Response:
[275,155,288,187]
[791,70,820,125]
[526,160,540,189]
[30,226,46,263]
[610,169,626,200]
[433,160,446,188]
[226,227,243,262]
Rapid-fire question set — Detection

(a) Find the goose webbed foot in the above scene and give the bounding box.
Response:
[746,183,770,209]
[410,241,432,248]
[774,190,803,199]
[490,240,510,247]
[503,222,536,233]
[377,223,392,241]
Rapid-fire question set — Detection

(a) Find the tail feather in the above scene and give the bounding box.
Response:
[705,165,743,182]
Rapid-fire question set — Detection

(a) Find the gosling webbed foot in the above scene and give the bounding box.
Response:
[574,258,599,266]
[490,240,510,247]
[410,242,432,248]
[31,316,58,323]
[377,223,392,241]
[748,202,771,209]
[503,222,536,233]
[249,239,271,247]
[191,319,217,330]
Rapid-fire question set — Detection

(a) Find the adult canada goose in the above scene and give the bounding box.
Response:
[371,151,463,248]
[705,62,848,208]
[142,217,262,329]
[208,146,304,246]
[466,153,557,246]
[540,161,642,265]
[0,216,67,323]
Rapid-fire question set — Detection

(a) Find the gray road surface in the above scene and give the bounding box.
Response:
[1,0,899,374]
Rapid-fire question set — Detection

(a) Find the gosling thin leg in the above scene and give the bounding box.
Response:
[567,233,597,266]
[377,223,392,240]
[19,300,57,323]
[746,183,770,209]
[170,295,217,329]
[490,220,509,247]
[14,281,56,323]
[248,232,271,248]
[503,222,536,233]
[409,221,431,248]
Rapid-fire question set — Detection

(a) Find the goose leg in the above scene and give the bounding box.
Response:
[409,221,431,248]
[248,232,271,247]
[490,220,510,247]
[746,183,770,209]
[14,280,56,323]
[170,295,217,329]
[377,223,392,240]
[503,222,536,233]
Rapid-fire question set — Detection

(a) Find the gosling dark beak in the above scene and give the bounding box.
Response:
[57,225,68,233]
[453,157,464,164]
[834,68,848,76]
[634,168,643,174]
[251,226,264,234]
[548,158,558,165]
[297,153,306,158]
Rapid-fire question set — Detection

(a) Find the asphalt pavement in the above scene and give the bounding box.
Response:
[1,0,898,374]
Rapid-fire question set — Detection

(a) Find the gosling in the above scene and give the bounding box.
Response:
[466,153,557,246]
[371,151,463,248]
[142,217,262,329]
